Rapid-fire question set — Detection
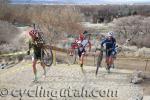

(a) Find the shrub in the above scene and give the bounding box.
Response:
[113,16,150,48]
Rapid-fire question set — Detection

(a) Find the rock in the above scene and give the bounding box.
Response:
[131,77,144,84]
[130,71,144,84]
[0,63,6,69]
[128,94,143,100]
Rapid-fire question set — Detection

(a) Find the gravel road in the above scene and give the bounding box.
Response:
[0,61,144,100]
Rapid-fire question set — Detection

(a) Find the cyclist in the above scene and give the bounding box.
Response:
[101,32,116,72]
[27,24,46,82]
[78,30,91,67]
[69,32,84,56]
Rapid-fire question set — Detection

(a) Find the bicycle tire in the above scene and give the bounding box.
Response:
[41,47,53,67]
[95,49,103,76]
[67,48,77,65]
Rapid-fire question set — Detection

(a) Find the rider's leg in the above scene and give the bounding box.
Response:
[40,62,46,77]
[80,53,85,67]
[106,50,112,73]
[107,50,114,67]
[78,49,81,64]
[106,50,110,67]
[111,55,115,68]
[80,48,86,67]
[109,51,116,68]
[105,56,110,73]
[106,57,109,66]
[32,59,38,81]
[109,56,113,66]
[78,48,83,67]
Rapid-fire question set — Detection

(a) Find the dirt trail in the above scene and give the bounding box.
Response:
[0,61,147,100]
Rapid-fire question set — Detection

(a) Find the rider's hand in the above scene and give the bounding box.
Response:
[27,50,30,55]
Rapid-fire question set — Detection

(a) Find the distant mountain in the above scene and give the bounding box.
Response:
[11,0,67,4]
[10,0,105,4]
[10,0,150,5]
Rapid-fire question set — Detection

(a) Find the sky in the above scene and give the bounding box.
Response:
[11,0,150,4]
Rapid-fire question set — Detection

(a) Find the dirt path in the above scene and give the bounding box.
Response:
[0,61,147,100]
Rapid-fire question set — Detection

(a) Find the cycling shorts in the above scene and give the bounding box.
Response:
[106,49,116,57]
[78,47,86,57]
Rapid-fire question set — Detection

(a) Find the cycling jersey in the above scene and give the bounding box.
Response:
[101,38,116,50]
[101,37,116,57]
[79,39,90,51]
[29,39,44,60]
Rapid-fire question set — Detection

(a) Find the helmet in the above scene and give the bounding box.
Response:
[83,30,88,35]
[29,29,39,39]
[107,31,114,37]
[83,30,91,37]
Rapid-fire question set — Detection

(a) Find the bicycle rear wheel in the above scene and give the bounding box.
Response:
[41,47,53,67]
[67,48,77,65]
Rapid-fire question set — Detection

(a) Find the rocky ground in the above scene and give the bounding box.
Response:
[0,60,149,100]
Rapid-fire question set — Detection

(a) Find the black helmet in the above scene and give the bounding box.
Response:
[83,30,91,36]
[83,30,88,35]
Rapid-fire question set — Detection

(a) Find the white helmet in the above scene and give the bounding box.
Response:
[107,31,114,37]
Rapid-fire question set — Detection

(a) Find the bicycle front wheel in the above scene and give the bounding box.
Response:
[41,47,53,67]
[96,50,103,75]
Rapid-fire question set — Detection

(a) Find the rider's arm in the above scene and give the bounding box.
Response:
[27,40,32,55]
[100,39,106,47]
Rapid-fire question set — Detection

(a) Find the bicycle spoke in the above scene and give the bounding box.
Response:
[41,48,53,67]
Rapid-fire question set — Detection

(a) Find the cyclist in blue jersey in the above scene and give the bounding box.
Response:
[101,32,116,72]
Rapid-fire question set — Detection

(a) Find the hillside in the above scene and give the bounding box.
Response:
[11,0,150,5]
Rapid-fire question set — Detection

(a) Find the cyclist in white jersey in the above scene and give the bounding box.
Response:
[78,31,91,67]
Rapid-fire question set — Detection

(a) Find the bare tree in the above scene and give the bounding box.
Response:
[29,6,83,44]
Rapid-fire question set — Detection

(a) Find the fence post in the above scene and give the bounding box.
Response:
[53,50,56,66]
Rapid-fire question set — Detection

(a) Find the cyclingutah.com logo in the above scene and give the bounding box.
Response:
[0,86,118,100]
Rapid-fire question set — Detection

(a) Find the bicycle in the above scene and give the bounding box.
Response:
[32,24,53,67]
[40,44,53,67]
[95,47,116,75]
[67,42,78,65]
[95,48,104,75]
